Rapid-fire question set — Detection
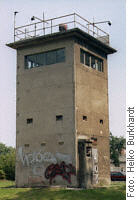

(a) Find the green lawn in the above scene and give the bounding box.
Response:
[0,180,15,188]
[0,180,126,200]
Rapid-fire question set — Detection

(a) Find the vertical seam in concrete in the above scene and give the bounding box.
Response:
[106,58,111,171]
[73,41,78,173]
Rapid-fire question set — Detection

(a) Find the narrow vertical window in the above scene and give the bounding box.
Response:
[85,53,90,66]
[91,56,96,69]
[80,49,84,64]
[46,50,56,65]
[56,48,65,63]
[98,59,103,72]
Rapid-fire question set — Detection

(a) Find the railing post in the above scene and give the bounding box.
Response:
[25,28,27,39]
[74,13,76,28]
[43,12,45,35]
[51,19,52,34]
[88,24,90,34]
[43,23,45,35]
[34,23,36,36]
[97,28,98,38]
[93,24,94,36]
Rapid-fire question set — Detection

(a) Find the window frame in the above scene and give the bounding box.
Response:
[80,48,104,72]
[24,48,65,69]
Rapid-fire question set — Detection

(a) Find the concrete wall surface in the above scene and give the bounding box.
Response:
[16,38,77,187]
[15,33,112,188]
[74,43,111,185]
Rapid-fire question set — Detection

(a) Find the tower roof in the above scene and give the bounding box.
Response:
[7,28,116,55]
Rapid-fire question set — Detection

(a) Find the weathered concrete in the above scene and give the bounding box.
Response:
[74,42,111,185]
[15,38,77,187]
[7,29,116,188]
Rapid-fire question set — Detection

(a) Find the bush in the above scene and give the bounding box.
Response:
[0,169,5,179]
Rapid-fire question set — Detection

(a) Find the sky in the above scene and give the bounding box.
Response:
[0,0,126,147]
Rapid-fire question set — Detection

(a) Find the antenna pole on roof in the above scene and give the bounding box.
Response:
[43,12,45,35]
[93,17,95,36]
[14,11,19,42]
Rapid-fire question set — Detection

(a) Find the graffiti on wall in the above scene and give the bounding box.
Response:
[45,161,76,184]
[18,147,76,184]
[18,147,72,166]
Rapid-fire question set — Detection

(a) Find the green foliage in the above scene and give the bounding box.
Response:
[110,133,126,166]
[0,143,14,155]
[0,143,15,180]
[0,169,5,179]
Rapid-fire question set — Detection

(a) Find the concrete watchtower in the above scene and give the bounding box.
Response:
[7,13,116,188]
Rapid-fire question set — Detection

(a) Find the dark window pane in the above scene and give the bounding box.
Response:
[46,51,56,65]
[36,53,46,66]
[80,49,84,64]
[27,118,33,124]
[56,48,65,63]
[83,116,87,121]
[56,115,63,121]
[86,146,91,157]
[91,56,96,69]
[85,53,90,66]
[98,59,103,72]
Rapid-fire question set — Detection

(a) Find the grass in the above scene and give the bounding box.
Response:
[0,180,126,200]
[0,180,15,188]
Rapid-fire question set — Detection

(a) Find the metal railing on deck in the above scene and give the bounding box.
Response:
[14,13,109,45]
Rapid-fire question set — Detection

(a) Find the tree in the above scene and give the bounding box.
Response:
[0,143,14,155]
[110,133,126,167]
[0,143,15,180]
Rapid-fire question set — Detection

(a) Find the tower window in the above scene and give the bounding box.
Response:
[86,146,91,157]
[58,141,64,145]
[27,118,33,124]
[80,49,84,64]
[25,48,65,69]
[24,144,29,147]
[100,119,103,124]
[83,116,87,121]
[91,55,96,69]
[80,48,103,72]
[56,115,63,121]
[41,142,46,146]
[85,52,90,66]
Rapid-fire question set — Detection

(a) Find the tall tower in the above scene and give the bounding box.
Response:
[7,13,116,188]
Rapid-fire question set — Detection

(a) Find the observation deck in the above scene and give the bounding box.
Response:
[14,13,110,44]
[7,13,116,54]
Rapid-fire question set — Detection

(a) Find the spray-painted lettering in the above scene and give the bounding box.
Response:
[18,147,72,167]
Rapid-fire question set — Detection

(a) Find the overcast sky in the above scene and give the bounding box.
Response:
[0,0,125,147]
